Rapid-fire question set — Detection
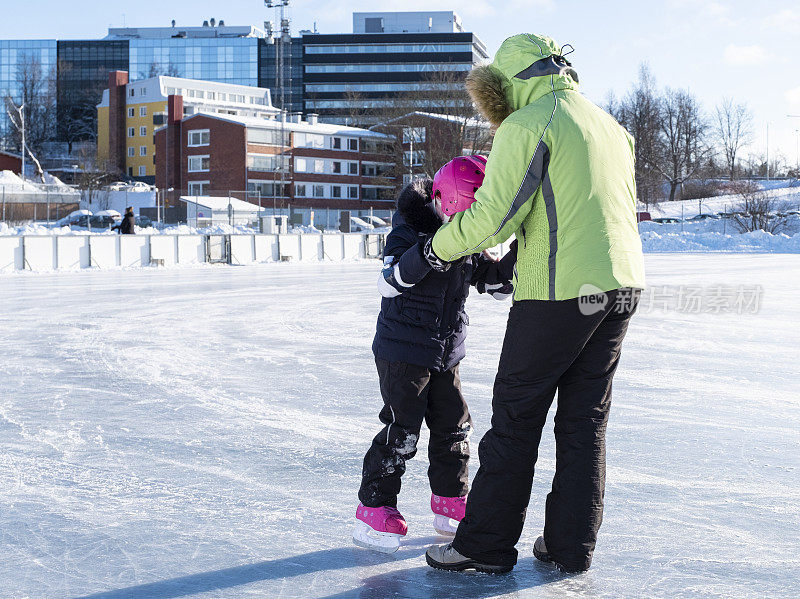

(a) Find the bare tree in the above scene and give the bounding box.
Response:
[146,60,181,78]
[714,98,752,180]
[3,54,56,157]
[654,87,711,202]
[730,181,788,233]
[75,146,117,209]
[616,64,663,207]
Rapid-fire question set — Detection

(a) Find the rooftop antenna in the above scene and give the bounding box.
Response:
[266,0,291,209]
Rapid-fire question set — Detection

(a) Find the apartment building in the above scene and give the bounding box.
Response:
[97,71,280,180]
[154,95,396,210]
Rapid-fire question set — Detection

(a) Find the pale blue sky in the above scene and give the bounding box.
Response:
[2,0,799,165]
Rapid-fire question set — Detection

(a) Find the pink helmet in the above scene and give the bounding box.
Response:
[432,155,488,217]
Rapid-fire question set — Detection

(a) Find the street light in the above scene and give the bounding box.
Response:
[788,115,800,175]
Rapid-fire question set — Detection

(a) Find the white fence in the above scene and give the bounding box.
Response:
[0,233,390,273]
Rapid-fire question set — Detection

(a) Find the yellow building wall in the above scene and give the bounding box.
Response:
[124,100,167,177]
[96,105,109,167]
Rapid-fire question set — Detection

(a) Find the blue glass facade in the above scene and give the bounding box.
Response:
[0,40,57,140]
[129,38,258,85]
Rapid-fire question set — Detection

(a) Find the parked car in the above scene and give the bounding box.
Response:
[90,214,120,228]
[350,216,375,232]
[57,210,92,227]
[652,217,681,224]
[135,215,153,228]
[687,214,719,221]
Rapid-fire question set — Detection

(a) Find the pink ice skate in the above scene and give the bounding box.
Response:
[353,503,408,553]
[431,493,467,537]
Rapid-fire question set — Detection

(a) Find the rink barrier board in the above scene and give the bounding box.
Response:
[0,234,513,272]
[2,233,392,271]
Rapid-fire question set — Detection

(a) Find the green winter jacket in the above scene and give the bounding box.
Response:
[431,34,646,301]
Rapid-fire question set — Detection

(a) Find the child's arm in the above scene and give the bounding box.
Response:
[471,240,517,300]
[377,226,435,298]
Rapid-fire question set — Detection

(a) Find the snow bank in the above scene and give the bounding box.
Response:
[0,222,102,236]
[641,229,800,253]
[0,169,40,192]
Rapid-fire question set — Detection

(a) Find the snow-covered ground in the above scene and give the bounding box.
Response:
[1,257,799,598]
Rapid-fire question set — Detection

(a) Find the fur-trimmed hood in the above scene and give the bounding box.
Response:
[466,33,580,127]
[393,177,442,236]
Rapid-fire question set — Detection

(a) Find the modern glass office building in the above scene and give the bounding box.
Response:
[0,12,485,149]
[302,12,488,125]
[127,38,258,85]
[0,40,57,140]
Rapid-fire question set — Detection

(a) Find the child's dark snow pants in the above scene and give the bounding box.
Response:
[358,358,472,508]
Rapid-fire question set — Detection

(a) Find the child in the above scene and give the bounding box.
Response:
[354,155,517,553]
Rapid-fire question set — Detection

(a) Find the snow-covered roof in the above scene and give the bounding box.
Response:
[380,111,489,129]
[171,112,394,139]
[179,196,262,212]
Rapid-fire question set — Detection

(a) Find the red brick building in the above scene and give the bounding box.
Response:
[0,150,22,174]
[154,98,397,214]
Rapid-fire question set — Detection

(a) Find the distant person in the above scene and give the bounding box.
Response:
[112,207,135,234]
[354,163,517,554]
[424,33,645,575]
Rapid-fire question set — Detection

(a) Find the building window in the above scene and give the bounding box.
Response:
[295,184,306,197]
[331,137,342,150]
[207,91,215,100]
[128,167,133,176]
[129,88,135,97]
[348,162,358,175]
[247,154,288,171]
[313,160,324,174]
[138,166,147,176]
[295,158,307,172]
[128,107,135,118]
[348,186,359,199]
[139,87,146,96]
[127,147,135,157]
[332,186,342,198]
[188,181,209,195]
[347,138,358,151]
[128,127,135,137]
[313,185,324,198]
[332,161,341,174]
[404,150,426,166]
[188,155,210,172]
[248,128,288,146]
[294,132,325,148]
[403,127,426,144]
[140,146,147,156]
[140,126,147,136]
[188,129,210,147]
[218,93,226,101]
[247,180,288,198]
[140,106,147,117]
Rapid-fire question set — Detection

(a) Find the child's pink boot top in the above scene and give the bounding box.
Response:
[356,503,408,535]
[431,494,467,521]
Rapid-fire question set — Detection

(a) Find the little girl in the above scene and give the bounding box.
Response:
[354,155,517,553]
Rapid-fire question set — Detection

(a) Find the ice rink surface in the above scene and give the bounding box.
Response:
[1,255,799,598]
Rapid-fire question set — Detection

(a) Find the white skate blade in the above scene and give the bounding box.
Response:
[433,514,459,537]
[353,519,401,554]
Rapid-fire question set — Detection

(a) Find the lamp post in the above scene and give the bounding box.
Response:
[788,115,800,175]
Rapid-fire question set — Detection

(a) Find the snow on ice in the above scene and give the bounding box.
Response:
[0,256,799,597]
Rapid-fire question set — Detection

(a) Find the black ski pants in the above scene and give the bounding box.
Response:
[358,358,472,508]
[451,289,639,571]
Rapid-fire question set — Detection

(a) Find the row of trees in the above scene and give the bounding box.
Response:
[604,64,793,206]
